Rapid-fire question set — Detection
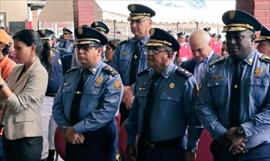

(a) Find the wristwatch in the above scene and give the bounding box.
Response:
[235,126,246,137]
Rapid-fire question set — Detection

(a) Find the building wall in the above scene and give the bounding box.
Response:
[0,0,28,28]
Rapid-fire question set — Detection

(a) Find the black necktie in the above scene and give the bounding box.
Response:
[229,61,242,127]
[63,40,67,48]
[129,40,142,85]
[141,73,161,141]
[69,70,89,125]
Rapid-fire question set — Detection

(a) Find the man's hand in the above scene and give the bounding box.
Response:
[64,126,85,144]
[123,86,134,109]
[185,150,196,161]
[126,144,136,161]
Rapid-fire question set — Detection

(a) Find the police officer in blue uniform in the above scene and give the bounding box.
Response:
[37,29,64,161]
[111,4,155,123]
[53,26,123,161]
[256,26,270,56]
[126,28,202,161]
[56,27,74,74]
[196,10,270,161]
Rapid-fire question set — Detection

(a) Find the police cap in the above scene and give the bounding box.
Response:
[256,26,270,42]
[177,32,185,38]
[222,10,262,32]
[63,27,72,34]
[127,4,155,21]
[75,26,108,46]
[144,28,180,52]
[37,29,54,40]
[91,21,109,34]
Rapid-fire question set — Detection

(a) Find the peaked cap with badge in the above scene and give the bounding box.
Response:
[91,21,109,34]
[63,27,73,34]
[144,28,180,52]
[256,26,270,43]
[222,10,262,32]
[37,29,55,40]
[127,4,155,21]
[75,26,108,46]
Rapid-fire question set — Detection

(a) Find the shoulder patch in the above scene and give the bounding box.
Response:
[209,56,227,67]
[176,67,192,78]
[138,68,151,76]
[103,65,118,76]
[66,67,78,73]
[259,55,270,63]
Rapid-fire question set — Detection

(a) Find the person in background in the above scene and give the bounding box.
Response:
[111,4,155,123]
[181,30,220,87]
[177,32,193,63]
[256,26,270,56]
[221,41,228,56]
[0,28,16,161]
[56,27,74,74]
[37,29,63,161]
[105,39,121,66]
[53,26,123,161]
[126,28,201,161]
[196,10,270,161]
[0,29,48,161]
[210,33,222,55]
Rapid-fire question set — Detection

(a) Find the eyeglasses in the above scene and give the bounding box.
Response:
[146,48,166,55]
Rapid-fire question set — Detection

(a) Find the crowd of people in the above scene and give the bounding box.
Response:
[0,3,270,161]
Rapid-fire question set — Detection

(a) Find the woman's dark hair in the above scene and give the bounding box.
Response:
[108,39,121,51]
[40,40,52,72]
[13,29,43,57]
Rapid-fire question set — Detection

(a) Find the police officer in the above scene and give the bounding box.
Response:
[126,28,202,161]
[111,4,155,123]
[256,26,270,56]
[177,32,192,63]
[53,26,123,161]
[196,10,270,161]
[56,27,74,74]
[37,29,64,161]
[91,21,110,35]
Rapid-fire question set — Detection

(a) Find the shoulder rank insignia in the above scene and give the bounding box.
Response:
[259,55,270,63]
[103,65,118,76]
[138,68,151,76]
[176,67,192,78]
[209,56,227,67]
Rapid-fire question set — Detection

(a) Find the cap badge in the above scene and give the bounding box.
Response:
[78,27,83,35]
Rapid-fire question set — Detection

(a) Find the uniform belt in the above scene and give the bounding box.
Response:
[140,137,180,148]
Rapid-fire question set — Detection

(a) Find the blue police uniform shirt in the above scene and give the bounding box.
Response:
[126,62,202,149]
[56,39,74,55]
[196,50,270,149]
[53,61,124,133]
[110,36,149,85]
[46,48,64,95]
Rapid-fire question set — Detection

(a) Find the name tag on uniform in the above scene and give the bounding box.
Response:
[211,75,224,80]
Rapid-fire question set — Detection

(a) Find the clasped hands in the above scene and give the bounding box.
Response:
[219,127,246,155]
[64,126,85,145]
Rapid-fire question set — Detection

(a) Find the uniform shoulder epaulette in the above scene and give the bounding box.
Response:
[103,65,118,76]
[66,67,78,73]
[138,68,151,76]
[259,55,270,63]
[209,56,227,67]
[176,67,192,78]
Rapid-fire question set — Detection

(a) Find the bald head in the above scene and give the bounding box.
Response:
[189,30,212,62]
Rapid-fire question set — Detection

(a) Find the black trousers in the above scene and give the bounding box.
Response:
[3,136,43,161]
[65,120,117,161]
